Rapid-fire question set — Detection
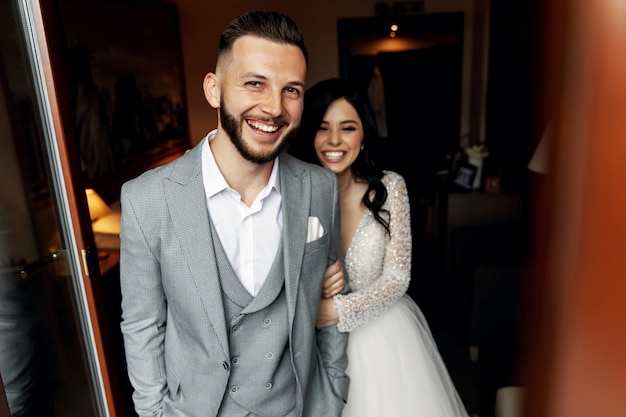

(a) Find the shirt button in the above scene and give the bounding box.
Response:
[231,386,239,394]
[232,325,240,333]
[266,352,274,360]
[263,318,272,325]
[232,356,240,365]
[264,382,273,390]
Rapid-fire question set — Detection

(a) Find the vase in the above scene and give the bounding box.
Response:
[468,156,484,189]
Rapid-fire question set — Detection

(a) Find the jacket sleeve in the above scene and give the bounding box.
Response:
[304,173,350,415]
[119,179,167,417]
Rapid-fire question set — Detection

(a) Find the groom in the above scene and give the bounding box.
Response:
[118,10,350,417]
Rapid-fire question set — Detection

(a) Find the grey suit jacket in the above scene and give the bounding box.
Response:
[119,140,349,417]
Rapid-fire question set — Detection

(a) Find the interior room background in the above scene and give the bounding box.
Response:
[5,0,626,416]
[0,0,541,416]
[177,0,538,212]
[177,0,489,146]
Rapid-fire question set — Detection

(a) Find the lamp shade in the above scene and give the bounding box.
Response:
[528,123,552,174]
[85,189,111,222]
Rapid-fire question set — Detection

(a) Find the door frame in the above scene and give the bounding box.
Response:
[14,0,128,414]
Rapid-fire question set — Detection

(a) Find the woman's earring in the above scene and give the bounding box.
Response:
[360,144,365,151]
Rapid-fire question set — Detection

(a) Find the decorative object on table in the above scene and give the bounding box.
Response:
[465,143,490,189]
[485,170,503,194]
[452,162,478,190]
[495,386,526,417]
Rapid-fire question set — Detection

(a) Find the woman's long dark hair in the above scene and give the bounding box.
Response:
[290,77,389,232]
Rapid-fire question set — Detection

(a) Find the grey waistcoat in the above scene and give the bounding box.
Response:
[211,224,298,417]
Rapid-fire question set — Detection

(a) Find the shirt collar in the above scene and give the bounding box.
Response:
[201,129,281,199]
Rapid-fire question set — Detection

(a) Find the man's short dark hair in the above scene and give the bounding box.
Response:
[218,10,308,66]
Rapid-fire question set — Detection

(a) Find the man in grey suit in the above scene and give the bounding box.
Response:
[119,10,350,417]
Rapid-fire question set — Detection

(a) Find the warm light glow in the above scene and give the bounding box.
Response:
[389,32,396,38]
[391,24,398,32]
[85,188,112,222]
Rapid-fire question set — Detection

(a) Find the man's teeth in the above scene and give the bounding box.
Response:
[248,121,278,133]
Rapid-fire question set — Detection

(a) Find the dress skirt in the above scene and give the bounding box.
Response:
[341,294,469,417]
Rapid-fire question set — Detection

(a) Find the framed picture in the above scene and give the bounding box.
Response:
[453,163,477,190]
[56,0,190,200]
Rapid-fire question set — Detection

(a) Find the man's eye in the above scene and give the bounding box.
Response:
[284,87,302,98]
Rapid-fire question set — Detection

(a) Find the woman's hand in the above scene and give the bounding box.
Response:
[321,259,345,299]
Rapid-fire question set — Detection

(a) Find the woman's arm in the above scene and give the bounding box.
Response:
[333,173,412,333]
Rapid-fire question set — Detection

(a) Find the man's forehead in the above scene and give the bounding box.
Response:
[228,36,306,79]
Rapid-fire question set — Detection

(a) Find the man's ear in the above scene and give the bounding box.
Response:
[203,72,220,108]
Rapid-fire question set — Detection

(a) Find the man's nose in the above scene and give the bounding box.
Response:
[260,90,283,116]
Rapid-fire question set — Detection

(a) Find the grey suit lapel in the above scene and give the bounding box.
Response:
[163,144,229,356]
[279,155,311,324]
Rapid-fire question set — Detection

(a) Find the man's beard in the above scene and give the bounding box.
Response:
[220,99,298,164]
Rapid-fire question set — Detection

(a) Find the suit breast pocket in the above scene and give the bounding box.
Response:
[303,233,327,254]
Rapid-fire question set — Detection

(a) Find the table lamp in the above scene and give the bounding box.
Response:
[85,188,120,238]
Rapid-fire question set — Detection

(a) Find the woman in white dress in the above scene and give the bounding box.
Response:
[290,78,469,417]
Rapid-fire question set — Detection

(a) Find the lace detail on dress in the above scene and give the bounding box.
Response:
[334,171,412,332]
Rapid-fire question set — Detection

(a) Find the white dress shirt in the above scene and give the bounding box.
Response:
[201,130,282,296]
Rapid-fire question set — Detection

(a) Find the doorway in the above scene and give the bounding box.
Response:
[338,12,464,202]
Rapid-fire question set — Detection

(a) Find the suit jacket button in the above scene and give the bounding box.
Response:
[222,361,229,371]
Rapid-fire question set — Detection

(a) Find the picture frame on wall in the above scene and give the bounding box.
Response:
[56,0,190,201]
[453,162,477,190]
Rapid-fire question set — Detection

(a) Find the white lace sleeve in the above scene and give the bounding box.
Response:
[334,172,412,332]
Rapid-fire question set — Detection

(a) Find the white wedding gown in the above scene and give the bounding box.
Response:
[333,171,469,417]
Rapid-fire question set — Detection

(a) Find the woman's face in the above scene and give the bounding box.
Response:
[313,98,363,177]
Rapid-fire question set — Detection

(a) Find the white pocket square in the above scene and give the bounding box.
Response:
[306,216,325,243]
